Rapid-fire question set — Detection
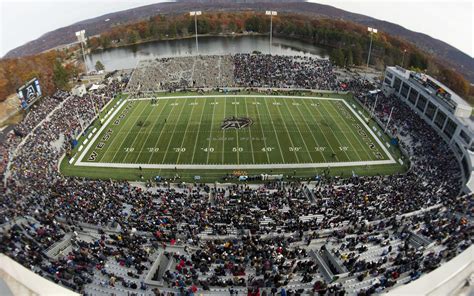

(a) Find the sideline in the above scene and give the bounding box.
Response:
[76,95,397,169]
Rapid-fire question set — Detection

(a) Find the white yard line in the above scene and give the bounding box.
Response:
[262,98,287,163]
[76,99,128,164]
[127,95,344,102]
[109,102,148,163]
[321,102,364,161]
[269,97,300,163]
[341,100,395,162]
[121,102,156,162]
[244,97,256,164]
[96,100,139,163]
[282,98,314,163]
[313,101,352,160]
[205,99,217,164]
[133,101,168,163]
[176,99,198,163]
[146,102,177,163]
[76,95,396,169]
[221,97,227,164]
[253,97,272,163]
[190,100,208,164]
[292,99,327,162]
[329,102,373,160]
[233,98,240,165]
[160,98,188,164]
[75,159,396,170]
[300,100,339,161]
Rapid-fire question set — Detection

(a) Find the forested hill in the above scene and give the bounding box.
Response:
[3,1,473,83]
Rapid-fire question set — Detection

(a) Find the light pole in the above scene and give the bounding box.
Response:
[384,106,394,134]
[89,95,97,117]
[366,27,378,74]
[265,11,277,55]
[401,49,407,68]
[190,11,202,54]
[75,30,88,74]
[371,93,379,119]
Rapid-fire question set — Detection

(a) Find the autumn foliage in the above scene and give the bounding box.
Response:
[86,12,470,100]
[0,49,80,102]
[0,11,471,104]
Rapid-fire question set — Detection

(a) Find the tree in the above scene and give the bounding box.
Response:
[53,60,69,90]
[228,21,237,33]
[99,35,111,48]
[245,15,266,33]
[408,51,428,70]
[127,31,139,44]
[344,48,353,66]
[439,68,469,97]
[352,43,363,65]
[95,60,105,72]
[330,48,345,67]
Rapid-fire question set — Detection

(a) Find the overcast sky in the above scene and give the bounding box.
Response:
[0,0,472,58]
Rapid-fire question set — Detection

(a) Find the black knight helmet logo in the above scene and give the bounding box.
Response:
[221,117,253,130]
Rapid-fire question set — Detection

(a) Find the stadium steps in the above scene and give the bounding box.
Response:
[45,232,72,259]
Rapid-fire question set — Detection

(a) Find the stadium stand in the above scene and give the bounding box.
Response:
[0,55,472,295]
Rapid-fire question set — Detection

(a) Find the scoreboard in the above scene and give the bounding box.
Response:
[17,78,42,109]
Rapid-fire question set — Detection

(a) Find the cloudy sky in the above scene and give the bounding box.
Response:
[0,0,472,57]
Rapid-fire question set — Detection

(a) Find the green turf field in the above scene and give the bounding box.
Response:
[71,94,397,172]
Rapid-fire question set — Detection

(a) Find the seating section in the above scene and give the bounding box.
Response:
[0,55,472,296]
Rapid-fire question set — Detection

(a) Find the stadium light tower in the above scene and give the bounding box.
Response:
[401,49,407,68]
[190,11,202,54]
[75,30,88,74]
[265,11,277,55]
[366,27,378,70]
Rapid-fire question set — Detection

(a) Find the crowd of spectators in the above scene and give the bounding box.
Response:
[0,55,472,296]
[125,54,341,93]
[233,54,340,90]
[126,55,234,93]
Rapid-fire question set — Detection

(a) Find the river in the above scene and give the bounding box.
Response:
[85,35,329,71]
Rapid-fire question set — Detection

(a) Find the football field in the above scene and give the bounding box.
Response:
[73,94,396,170]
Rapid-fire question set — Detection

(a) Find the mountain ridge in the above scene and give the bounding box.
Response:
[3,1,473,82]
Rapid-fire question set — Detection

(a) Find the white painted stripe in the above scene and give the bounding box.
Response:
[83,139,88,145]
[87,133,93,139]
[76,95,398,169]
[398,159,404,165]
[127,94,344,102]
[78,145,83,152]
[76,99,128,164]
[92,128,97,133]
[68,157,75,164]
[340,100,395,163]
[75,159,396,170]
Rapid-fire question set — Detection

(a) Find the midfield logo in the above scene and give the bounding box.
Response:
[221,117,253,130]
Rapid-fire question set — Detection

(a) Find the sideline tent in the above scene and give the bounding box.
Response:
[89,84,105,91]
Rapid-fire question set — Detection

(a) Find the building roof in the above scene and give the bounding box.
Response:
[458,116,474,133]
[387,66,471,110]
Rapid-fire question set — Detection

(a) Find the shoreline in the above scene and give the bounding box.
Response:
[90,32,268,53]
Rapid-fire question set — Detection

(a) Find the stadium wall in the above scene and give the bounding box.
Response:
[0,254,79,296]
[387,244,473,296]
[382,66,473,194]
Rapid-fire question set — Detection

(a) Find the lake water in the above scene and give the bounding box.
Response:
[85,35,329,71]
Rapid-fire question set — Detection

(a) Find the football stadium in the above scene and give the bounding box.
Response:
[0,1,473,296]
[68,92,401,179]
